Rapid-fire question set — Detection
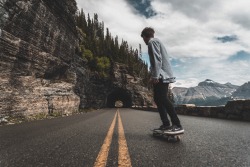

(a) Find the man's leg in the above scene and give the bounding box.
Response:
[156,83,184,134]
[153,83,170,127]
[164,85,181,126]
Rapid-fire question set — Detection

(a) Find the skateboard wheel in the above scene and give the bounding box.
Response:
[167,136,176,142]
[153,132,160,137]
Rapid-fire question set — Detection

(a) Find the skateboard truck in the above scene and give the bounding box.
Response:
[152,130,183,142]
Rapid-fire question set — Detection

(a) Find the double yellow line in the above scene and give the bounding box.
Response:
[94,109,132,167]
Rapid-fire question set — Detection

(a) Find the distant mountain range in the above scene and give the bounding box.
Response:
[172,79,250,106]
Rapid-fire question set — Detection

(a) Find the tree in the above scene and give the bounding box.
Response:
[96,57,111,77]
[83,49,93,61]
[76,10,150,85]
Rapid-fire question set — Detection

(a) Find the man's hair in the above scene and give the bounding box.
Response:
[141,27,155,38]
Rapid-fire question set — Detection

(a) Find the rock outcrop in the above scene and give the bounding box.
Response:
[0,0,153,121]
[0,0,80,118]
[111,63,153,108]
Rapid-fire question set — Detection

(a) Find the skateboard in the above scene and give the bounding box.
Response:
[152,129,183,142]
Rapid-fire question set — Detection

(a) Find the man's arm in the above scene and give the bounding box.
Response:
[148,40,162,79]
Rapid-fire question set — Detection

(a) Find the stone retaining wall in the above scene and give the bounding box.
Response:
[133,99,250,121]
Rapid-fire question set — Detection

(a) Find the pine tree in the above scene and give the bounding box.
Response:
[76,10,150,85]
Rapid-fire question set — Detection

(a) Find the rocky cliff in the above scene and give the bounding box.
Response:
[0,0,81,118]
[0,0,153,120]
[110,63,153,108]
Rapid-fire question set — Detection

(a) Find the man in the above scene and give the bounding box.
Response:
[141,27,184,134]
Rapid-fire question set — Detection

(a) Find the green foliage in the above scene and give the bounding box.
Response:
[83,49,93,61]
[96,57,111,77]
[76,10,150,85]
[96,57,110,72]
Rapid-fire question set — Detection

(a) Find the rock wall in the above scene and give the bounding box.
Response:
[134,99,250,121]
[0,0,153,120]
[0,0,81,118]
[175,99,250,121]
[112,63,153,107]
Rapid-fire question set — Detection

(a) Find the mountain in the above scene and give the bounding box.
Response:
[232,82,250,99]
[172,79,239,106]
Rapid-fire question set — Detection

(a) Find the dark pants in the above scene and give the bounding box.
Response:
[153,82,181,127]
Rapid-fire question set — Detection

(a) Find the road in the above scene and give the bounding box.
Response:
[0,108,250,167]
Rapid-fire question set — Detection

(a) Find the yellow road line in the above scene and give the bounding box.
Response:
[118,110,132,167]
[94,111,118,167]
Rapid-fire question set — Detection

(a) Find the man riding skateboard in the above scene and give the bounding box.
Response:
[141,27,184,135]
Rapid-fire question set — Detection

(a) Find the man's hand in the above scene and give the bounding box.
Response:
[150,78,159,84]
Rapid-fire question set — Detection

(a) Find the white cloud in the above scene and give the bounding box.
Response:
[76,0,250,87]
[172,78,200,88]
[76,0,145,49]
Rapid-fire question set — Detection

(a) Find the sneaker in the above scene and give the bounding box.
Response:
[153,125,171,132]
[164,125,184,135]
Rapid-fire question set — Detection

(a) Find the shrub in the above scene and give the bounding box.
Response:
[96,57,111,77]
[83,49,94,61]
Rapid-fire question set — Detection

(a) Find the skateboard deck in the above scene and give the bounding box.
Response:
[151,129,183,142]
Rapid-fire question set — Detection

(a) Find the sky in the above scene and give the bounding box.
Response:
[76,0,250,88]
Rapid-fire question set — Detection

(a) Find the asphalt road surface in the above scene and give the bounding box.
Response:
[0,108,250,167]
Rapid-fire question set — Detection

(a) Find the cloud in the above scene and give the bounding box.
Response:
[125,0,157,18]
[76,0,145,51]
[155,0,218,21]
[216,35,238,43]
[76,0,250,87]
[222,0,250,30]
[172,78,200,88]
[170,55,250,87]
[227,51,250,62]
